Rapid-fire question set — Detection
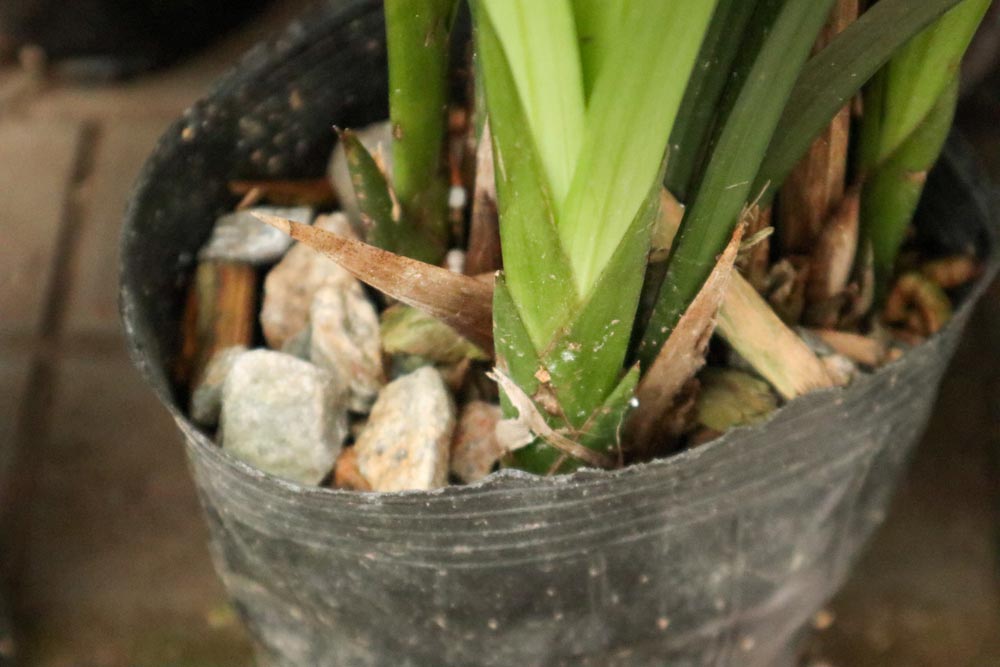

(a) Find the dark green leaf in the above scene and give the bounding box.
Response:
[640,0,835,368]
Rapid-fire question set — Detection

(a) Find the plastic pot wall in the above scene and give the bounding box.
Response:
[119,1,999,665]
[0,0,271,75]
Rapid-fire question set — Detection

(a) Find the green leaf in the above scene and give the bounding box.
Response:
[858,0,989,171]
[384,0,457,249]
[506,364,640,476]
[380,304,489,364]
[542,176,659,428]
[863,76,960,294]
[492,273,542,401]
[478,0,585,209]
[664,0,760,202]
[559,0,719,295]
[492,274,551,473]
[755,0,976,200]
[577,365,640,459]
[640,0,836,368]
[858,0,988,296]
[340,129,441,263]
[474,4,579,350]
[570,0,624,100]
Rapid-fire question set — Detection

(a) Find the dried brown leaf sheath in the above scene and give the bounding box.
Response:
[255,213,495,352]
[719,273,836,400]
[229,178,337,207]
[626,224,745,453]
[175,261,256,387]
[807,186,860,305]
[778,0,859,253]
[466,121,503,275]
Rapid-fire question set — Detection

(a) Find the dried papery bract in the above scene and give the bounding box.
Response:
[255,213,494,352]
[626,225,744,456]
[779,0,858,254]
[717,274,836,401]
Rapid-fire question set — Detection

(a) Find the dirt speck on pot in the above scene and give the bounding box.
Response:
[450,401,503,483]
[190,345,247,427]
[355,366,455,492]
[259,213,360,349]
[200,206,314,264]
[220,349,348,485]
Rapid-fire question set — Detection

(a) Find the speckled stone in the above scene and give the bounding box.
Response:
[189,345,247,427]
[220,349,348,485]
[327,120,392,230]
[310,284,384,413]
[199,206,313,264]
[279,327,312,360]
[354,366,455,492]
[450,401,504,483]
[259,212,360,349]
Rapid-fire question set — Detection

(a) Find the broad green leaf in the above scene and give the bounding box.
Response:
[577,365,640,459]
[384,0,457,248]
[493,274,551,474]
[640,0,836,368]
[755,0,975,200]
[570,0,624,100]
[492,274,541,401]
[479,0,585,209]
[473,5,579,350]
[543,176,660,428]
[507,365,640,475]
[559,0,718,295]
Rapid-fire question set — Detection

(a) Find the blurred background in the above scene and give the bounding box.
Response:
[0,2,997,665]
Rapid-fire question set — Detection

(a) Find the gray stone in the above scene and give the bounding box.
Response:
[451,401,504,483]
[355,367,455,492]
[200,206,314,264]
[220,350,348,485]
[189,345,247,427]
[327,120,393,230]
[260,213,360,349]
[280,328,312,360]
[310,284,384,413]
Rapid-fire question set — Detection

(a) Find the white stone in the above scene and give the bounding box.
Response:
[189,345,247,427]
[310,284,384,413]
[259,212,360,349]
[450,401,504,483]
[220,350,348,485]
[355,367,455,492]
[199,206,313,264]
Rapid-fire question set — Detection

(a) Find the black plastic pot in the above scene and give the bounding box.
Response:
[0,0,271,77]
[120,1,999,665]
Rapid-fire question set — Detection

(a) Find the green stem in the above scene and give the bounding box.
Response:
[384,0,458,256]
